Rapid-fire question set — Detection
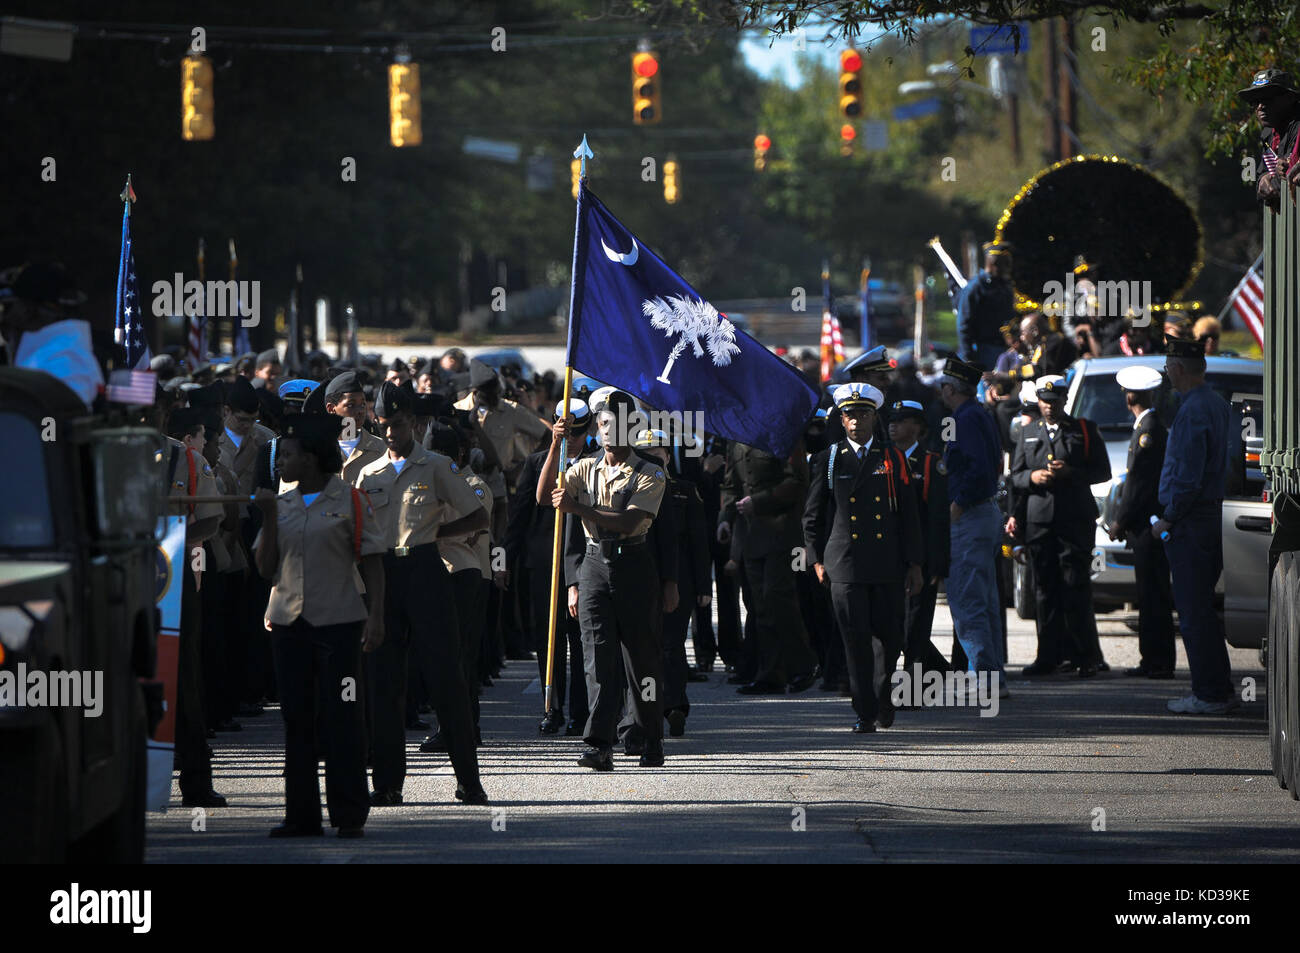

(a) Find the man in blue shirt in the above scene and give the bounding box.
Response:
[940,356,1008,690]
[1152,337,1236,713]
[956,242,1016,370]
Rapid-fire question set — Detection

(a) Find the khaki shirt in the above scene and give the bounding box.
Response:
[438,471,493,576]
[218,422,275,498]
[356,444,483,550]
[261,475,385,627]
[210,460,246,573]
[563,454,666,540]
[341,428,387,485]
[166,437,223,544]
[454,395,549,488]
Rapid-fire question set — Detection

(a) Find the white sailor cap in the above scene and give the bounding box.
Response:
[633,428,671,448]
[1019,380,1039,405]
[832,382,884,411]
[1115,365,1163,392]
[1035,374,1067,401]
[553,398,590,424]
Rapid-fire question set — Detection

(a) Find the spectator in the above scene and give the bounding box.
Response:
[1193,315,1222,355]
[957,241,1016,370]
[1238,68,1300,209]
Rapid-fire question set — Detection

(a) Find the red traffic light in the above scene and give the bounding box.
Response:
[840,49,863,73]
[754,134,771,151]
[633,52,659,78]
[840,123,857,141]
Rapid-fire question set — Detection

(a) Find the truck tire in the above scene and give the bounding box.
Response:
[1267,555,1290,789]
[0,717,68,862]
[71,686,147,862]
[1013,558,1036,620]
[1285,558,1300,801]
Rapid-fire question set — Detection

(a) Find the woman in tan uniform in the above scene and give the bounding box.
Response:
[253,414,386,839]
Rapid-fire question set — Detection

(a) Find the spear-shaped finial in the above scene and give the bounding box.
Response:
[120,174,137,215]
[573,135,593,179]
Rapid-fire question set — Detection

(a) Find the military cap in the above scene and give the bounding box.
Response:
[185,381,225,408]
[412,392,443,417]
[1238,68,1298,103]
[1035,374,1068,401]
[151,353,177,375]
[281,413,344,443]
[277,378,316,403]
[468,359,498,389]
[425,421,462,458]
[1019,380,1040,405]
[832,382,884,411]
[300,381,327,415]
[161,376,189,395]
[256,388,284,420]
[633,428,671,448]
[224,376,259,413]
[1115,365,1163,392]
[417,360,438,380]
[374,380,414,418]
[256,348,280,367]
[389,357,408,373]
[554,397,591,426]
[166,406,207,440]
[325,371,364,401]
[941,355,982,388]
[570,376,601,397]
[841,344,895,377]
[1164,335,1204,358]
[888,399,926,421]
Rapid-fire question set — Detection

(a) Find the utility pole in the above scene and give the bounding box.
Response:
[1043,19,1062,164]
[1058,17,1078,158]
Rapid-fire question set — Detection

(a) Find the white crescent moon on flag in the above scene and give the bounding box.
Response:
[601,237,639,266]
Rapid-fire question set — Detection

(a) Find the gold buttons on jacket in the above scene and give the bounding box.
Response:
[875,514,882,520]
[876,533,883,539]
[851,515,857,521]
[849,496,856,503]
[875,496,881,502]
[852,533,859,540]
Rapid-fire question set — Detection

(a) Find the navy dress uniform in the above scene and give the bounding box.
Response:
[804,384,924,731]
[1157,337,1235,712]
[1110,365,1175,677]
[1010,375,1111,676]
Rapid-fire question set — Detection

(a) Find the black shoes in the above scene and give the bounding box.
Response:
[578,746,614,771]
[269,822,323,838]
[1125,665,1149,676]
[786,668,819,694]
[564,720,584,736]
[687,668,711,683]
[539,710,564,735]
[370,789,403,806]
[666,710,686,737]
[420,733,448,753]
[1021,661,1058,677]
[852,720,876,733]
[737,681,782,695]
[455,783,490,805]
[623,737,646,757]
[1077,663,1099,679]
[1128,664,1175,679]
[639,740,665,767]
[337,826,364,839]
[182,790,227,808]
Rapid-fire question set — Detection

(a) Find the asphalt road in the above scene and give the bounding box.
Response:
[144,601,1298,864]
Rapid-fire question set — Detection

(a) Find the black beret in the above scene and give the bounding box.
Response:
[469,359,498,388]
[186,381,225,408]
[417,360,438,379]
[425,421,462,458]
[324,371,363,401]
[374,380,414,418]
[224,376,260,414]
[256,388,283,420]
[282,413,344,443]
[389,358,408,373]
[166,406,206,440]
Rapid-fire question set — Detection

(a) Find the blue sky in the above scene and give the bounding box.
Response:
[738,25,903,86]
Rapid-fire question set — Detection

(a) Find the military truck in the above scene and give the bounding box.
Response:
[1262,191,1300,801]
[0,367,165,861]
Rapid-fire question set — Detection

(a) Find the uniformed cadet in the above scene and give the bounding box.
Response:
[635,428,712,738]
[1154,337,1236,714]
[324,371,388,485]
[1010,374,1111,677]
[825,345,896,446]
[252,413,386,838]
[718,436,820,696]
[1109,365,1176,679]
[804,384,924,731]
[356,382,490,805]
[886,400,953,676]
[538,390,668,771]
[164,406,227,807]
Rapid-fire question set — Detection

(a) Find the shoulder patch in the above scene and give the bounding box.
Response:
[936,460,948,475]
[475,487,485,498]
[1138,433,1151,448]
[654,469,664,480]
[450,461,460,473]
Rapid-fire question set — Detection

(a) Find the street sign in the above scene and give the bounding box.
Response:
[892,98,941,121]
[969,22,1030,56]
[462,136,521,163]
[862,120,889,151]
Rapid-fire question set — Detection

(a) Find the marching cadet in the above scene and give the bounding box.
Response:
[804,384,924,732]
[356,382,490,805]
[1108,366,1176,679]
[252,413,386,838]
[1154,337,1236,714]
[538,390,668,771]
[323,371,388,484]
[886,400,953,677]
[164,406,227,807]
[1010,375,1111,677]
[634,428,712,738]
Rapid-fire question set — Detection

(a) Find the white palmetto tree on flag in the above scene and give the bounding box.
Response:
[642,294,741,384]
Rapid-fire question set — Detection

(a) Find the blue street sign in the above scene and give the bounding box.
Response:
[892,98,941,121]
[969,22,1030,56]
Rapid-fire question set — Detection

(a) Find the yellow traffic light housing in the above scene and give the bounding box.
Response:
[663,158,679,204]
[754,134,771,171]
[632,51,661,125]
[181,55,214,141]
[389,62,422,147]
[571,158,582,199]
[838,49,863,120]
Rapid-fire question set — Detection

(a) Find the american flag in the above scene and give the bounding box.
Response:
[819,262,844,381]
[106,368,156,405]
[1226,252,1265,349]
[114,179,152,369]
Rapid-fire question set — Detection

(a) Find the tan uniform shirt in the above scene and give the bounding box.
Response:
[166,437,223,544]
[563,454,666,540]
[356,444,483,550]
[218,422,275,498]
[438,471,493,576]
[210,460,246,573]
[341,428,387,486]
[261,475,385,627]
[454,395,549,494]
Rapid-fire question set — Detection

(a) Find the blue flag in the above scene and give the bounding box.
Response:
[567,185,819,457]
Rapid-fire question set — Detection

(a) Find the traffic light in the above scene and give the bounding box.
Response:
[571,158,581,199]
[663,158,679,204]
[632,51,661,125]
[388,61,422,147]
[840,122,857,157]
[754,134,771,171]
[180,55,214,141]
[838,49,863,120]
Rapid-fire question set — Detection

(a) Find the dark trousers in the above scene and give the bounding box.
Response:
[662,585,694,717]
[797,567,841,679]
[1028,528,1102,667]
[830,581,902,724]
[176,567,211,798]
[367,547,480,794]
[1165,511,1233,702]
[579,545,663,748]
[744,552,818,686]
[904,578,950,673]
[1131,531,1176,672]
[695,540,739,668]
[528,562,566,713]
[450,569,486,730]
[200,564,233,725]
[271,618,369,829]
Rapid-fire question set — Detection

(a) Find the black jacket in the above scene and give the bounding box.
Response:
[1010,414,1110,537]
[720,442,808,559]
[1111,411,1167,539]
[902,445,950,578]
[803,440,924,584]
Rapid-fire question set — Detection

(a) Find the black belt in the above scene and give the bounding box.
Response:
[387,542,439,558]
[586,536,647,559]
